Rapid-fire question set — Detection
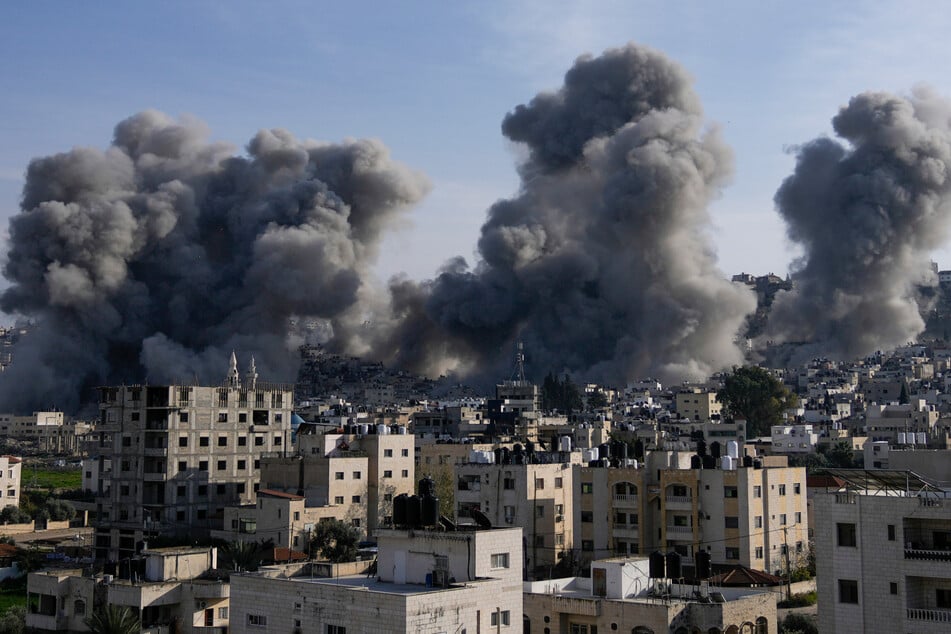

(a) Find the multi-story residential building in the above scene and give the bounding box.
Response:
[0,456,21,510]
[573,450,808,577]
[229,525,523,634]
[865,400,939,442]
[0,412,93,455]
[524,555,777,633]
[455,454,579,573]
[92,355,294,561]
[771,423,818,454]
[27,546,228,634]
[814,469,951,633]
[675,387,722,422]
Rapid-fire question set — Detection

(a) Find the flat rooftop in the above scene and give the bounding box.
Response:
[249,572,498,596]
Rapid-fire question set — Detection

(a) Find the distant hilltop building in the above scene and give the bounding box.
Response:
[91,353,294,562]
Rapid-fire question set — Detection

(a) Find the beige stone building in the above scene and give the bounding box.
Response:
[0,455,21,510]
[573,451,808,576]
[0,411,92,455]
[675,388,722,422]
[815,469,951,633]
[455,455,581,573]
[524,556,777,634]
[229,526,523,634]
[93,357,294,561]
[27,546,228,634]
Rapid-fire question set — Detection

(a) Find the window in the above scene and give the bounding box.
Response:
[334,496,344,504]
[581,511,593,523]
[725,516,739,529]
[353,471,361,479]
[581,540,593,552]
[351,518,361,527]
[779,484,787,496]
[755,546,763,559]
[73,600,85,616]
[754,516,763,529]
[335,472,344,480]
[794,483,801,494]
[536,505,545,518]
[294,511,300,521]
[401,448,409,457]
[218,607,228,619]
[179,436,188,447]
[887,524,896,541]
[248,614,267,627]
[753,485,762,498]
[198,485,207,496]
[837,523,857,547]
[503,477,515,490]
[238,435,247,446]
[326,626,346,634]
[937,589,951,608]
[890,582,898,595]
[239,413,247,423]
[122,436,131,447]
[795,512,802,524]
[218,436,227,447]
[779,514,787,525]
[179,412,189,423]
[491,553,510,569]
[725,547,740,560]
[838,579,859,604]
[555,477,563,488]
[217,460,226,470]
[216,484,226,495]
[384,449,393,457]
[218,412,228,423]
[352,495,361,503]
[724,486,738,498]
[273,435,282,446]
[254,436,264,446]
[401,469,409,477]
[238,460,246,470]
[199,460,208,471]
[581,483,593,494]
[490,611,510,627]
[199,436,209,447]
[383,470,392,478]
[177,485,186,497]
[535,478,545,490]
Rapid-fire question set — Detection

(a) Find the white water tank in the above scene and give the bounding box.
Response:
[727,441,739,459]
[377,424,388,435]
[898,432,907,444]
[908,433,916,445]
[917,432,927,445]
[398,426,407,435]
[721,455,734,471]
[560,436,572,452]
[358,424,369,436]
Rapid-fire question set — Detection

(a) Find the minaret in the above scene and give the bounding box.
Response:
[228,351,241,388]
[245,355,258,390]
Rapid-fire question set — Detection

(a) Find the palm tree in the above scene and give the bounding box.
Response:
[83,605,140,634]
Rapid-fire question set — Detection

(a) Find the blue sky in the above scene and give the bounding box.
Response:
[3,0,951,290]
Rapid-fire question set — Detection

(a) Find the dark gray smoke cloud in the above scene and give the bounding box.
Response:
[376,44,756,384]
[765,88,951,359]
[0,111,428,412]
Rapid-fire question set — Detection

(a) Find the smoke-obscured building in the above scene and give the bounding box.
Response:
[92,355,293,561]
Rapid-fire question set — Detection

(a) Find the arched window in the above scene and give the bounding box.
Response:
[73,600,85,616]
[708,629,722,634]
[523,615,530,634]
[754,617,768,634]
[725,626,739,634]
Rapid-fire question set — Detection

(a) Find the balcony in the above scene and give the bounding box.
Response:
[143,447,167,457]
[907,608,951,623]
[666,525,695,538]
[613,494,638,507]
[905,549,951,563]
[614,525,639,539]
[665,495,693,510]
[143,472,167,482]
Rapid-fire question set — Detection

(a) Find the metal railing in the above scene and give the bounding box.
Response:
[907,608,951,622]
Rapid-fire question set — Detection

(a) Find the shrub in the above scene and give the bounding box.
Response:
[778,591,817,608]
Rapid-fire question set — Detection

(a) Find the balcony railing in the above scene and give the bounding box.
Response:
[905,548,951,562]
[907,608,951,622]
[614,494,638,505]
[665,495,693,508]
[666,525,694,538]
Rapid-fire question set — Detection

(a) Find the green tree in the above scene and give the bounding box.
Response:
[0,506,31,525]
[779,613,818,634]
[44,499,76,522]
[220,540,265,572]
[424,462,455,519]
[898,382,910,405]
[586,390,608,410]
[13,545,46,574]
[826,439,858,468]
[0,605,25,634]
[84,605,141,634]
[717,366,798,438]
[310,520,360,563]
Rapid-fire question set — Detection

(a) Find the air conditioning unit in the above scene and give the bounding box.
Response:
[198,601,207,609]
[653,579,668,595]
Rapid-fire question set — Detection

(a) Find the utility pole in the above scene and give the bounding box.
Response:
[783,525,792,600]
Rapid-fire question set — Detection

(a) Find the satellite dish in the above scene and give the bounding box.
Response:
[470,509,493,529]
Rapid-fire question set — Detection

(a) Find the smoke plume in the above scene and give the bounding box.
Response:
[765,88,951,359]
[377,43,756,384]
[0,111,429,412]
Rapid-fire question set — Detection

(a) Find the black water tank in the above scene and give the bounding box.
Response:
[743,455,754,468]
[666,551,683,579]
[649,551,666,578]
[494,448,504,465]
[634,439,645,460]
[421,494,439,527]
[690,454,703,470]
[702,455,717,470]
[696,439,707,457]
[710,441,722,459]
[405,495,421,527]
[753,459,763,470]
[419,476,435,498]
[696,550,711,579]
[502,447,511,464]
[393,493,408,527]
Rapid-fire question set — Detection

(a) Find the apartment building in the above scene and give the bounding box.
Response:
[229,526,523,634]
[814,469,951,633]
[0,412,92,455]
[27,546,228,634]
[455,454,579,573]
[675,388,722,422]
[573,450,807,576]
[0,456,21,510]
[524,556,777,634]
[770,424,818,454]
[92,356,294,561]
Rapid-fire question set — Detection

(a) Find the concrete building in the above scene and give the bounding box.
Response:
[229,526,523,634]
[27,546,228,634]
[0,456,21,511]
[524,556,777,634]
[0,412,92,455]
[573,451,808,577]
[92,355,294,561]
[455,454,580,574]
[770,424,818,454]
[675,388,722,422]
[865,400,939,442]
[814,469,951,633]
